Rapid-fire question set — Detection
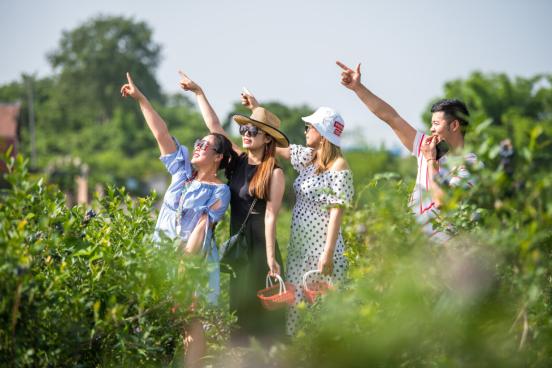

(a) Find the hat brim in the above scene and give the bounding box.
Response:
[233,115,290,148]
[301,117,342,147]
[301,116,315,124]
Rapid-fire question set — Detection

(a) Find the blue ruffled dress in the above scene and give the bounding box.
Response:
[153,138,230,304]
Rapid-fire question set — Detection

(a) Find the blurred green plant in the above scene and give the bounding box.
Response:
[263,73,552,368]
[0,154,232,367]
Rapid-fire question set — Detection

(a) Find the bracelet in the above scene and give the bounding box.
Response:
[426,158,438,163]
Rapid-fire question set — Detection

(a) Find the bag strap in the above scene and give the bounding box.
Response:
[235,198,258,236]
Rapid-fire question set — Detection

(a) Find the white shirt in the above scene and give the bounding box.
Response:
[410,131,477,241]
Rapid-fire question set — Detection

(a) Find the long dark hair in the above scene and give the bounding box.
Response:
[209,133,238,179]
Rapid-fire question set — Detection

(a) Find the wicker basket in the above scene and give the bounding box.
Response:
[257,274,296,310]
[302,270,333,304]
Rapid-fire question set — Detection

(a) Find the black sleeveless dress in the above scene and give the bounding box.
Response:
[227,153,285,345]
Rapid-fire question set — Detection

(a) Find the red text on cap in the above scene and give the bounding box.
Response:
[333,121,344,136]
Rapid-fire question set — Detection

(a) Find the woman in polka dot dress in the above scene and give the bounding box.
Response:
[241,94,354,335]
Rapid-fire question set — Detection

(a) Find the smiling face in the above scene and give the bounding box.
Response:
[430,111,458,143]
[190,135,221,167]
[240,123,271,150]
[304,123,322,148]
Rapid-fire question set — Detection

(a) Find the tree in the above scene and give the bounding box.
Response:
[48,15,162,127]
[423,72,552,143]
[422,72,552,177]
[0,16,205,194]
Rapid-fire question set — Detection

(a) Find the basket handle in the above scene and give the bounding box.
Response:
[266,274,286,294]
[302,269,333,292]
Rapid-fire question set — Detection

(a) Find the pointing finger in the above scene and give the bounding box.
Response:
[126,72,134,85]
[177,70,189,80]
[336,60,353,72]
[355,63,361,75]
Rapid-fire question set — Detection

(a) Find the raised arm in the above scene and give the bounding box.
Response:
[121,72,176,155]
[336,61,416,151]
[178,70,241,155]
[276,146,291,161]
[241,91,291,161]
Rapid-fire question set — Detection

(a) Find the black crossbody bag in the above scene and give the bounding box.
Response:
[219,198,257,273]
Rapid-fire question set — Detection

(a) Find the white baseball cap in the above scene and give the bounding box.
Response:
[301,106,345,147]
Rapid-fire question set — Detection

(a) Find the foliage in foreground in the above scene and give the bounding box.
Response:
[0,154,232,367]
[279,82,552,367]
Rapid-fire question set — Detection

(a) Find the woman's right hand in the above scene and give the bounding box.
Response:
[178,70,202,94]
[267,258,281,278]
[120,72,143,100]
[240,91,260,110]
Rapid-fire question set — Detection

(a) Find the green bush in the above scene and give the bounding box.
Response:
[278,107,552,367]
[0,154,232,367]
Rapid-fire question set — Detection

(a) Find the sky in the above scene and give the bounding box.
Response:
[1,0,551,153]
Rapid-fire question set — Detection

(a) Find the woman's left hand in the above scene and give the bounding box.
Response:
[240,91,260,110]
[318,253,334,276]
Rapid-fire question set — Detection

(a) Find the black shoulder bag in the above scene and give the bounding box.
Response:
[219,198,257,273]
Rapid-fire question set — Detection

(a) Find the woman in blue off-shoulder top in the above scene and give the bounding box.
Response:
[121,72,236,367]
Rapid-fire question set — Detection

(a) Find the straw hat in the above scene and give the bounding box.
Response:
[233,107,290,148]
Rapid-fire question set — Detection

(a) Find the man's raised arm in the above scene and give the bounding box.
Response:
[337,61,416,151]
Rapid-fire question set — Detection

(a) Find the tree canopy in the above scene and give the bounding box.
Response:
[48,15,162,126]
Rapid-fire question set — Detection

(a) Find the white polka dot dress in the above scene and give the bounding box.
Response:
[285,144,354,335]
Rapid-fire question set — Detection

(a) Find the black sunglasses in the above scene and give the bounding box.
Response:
[239,125,264,137]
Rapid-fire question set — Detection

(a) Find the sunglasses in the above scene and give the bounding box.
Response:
[239,125,264,137]
[194,139,211,151]
[304,124,313,133]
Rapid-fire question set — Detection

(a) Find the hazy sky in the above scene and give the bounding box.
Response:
[1,0,551,152]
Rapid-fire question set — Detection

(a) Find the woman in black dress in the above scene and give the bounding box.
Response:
[178,72,289,345]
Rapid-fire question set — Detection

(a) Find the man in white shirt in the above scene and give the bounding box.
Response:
[337,61,476,242]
